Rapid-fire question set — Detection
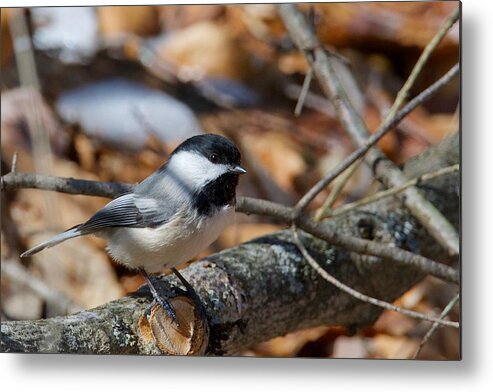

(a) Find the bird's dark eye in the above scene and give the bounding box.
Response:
[209,153,219,163]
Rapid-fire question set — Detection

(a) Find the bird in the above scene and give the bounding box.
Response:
[21,133,247,323]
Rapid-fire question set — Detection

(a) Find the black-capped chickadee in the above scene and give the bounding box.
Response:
[21,134,247,323]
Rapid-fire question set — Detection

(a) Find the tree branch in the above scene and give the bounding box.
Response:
[1,172,132,198]
[1,174,459,285]
[278,4,460,257]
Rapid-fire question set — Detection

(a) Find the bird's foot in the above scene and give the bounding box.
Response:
[139,267,179,326]
[171,268,207,322]
[145,294,179,326]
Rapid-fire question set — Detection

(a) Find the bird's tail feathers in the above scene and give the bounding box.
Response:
[20,225,82,258]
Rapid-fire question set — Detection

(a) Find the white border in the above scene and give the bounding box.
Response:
[2,0,493,391]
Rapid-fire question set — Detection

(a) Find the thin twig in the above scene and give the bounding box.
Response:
[331,164,460,217]
[1,172,459,284]
[294,67,313,116]
[383,6,460,124]
[285,83,335,117]
[412,293,460,358]
[314,158,363,221]
[11,152,18,173]
[295,63,460,213]
[291,227,459,328]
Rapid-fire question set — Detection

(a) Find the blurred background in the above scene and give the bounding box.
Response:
[0,2,459,359]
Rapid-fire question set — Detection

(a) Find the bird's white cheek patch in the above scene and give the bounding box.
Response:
[167,150,229,190]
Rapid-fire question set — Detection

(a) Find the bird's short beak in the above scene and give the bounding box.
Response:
[230,165,247,175]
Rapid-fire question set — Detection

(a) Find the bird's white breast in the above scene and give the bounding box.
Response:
[103,205,235,273]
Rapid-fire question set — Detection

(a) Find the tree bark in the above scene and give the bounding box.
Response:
[0,133,459,355]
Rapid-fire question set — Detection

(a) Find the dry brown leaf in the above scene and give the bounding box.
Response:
[235,4,284,37]
[73,133,97,173]
[373,310,416,336]
[408,110,457,143]
[369,86,457,146]
[438,327,460,359]
[370,334,419,359]
[332,336,367,358]
[159,5,224,31]
[313,2,459,49]
[1,9,13,65]
[156,21,252,82]
[393,284,427,309]
[278,52,308,75]
[97,6,161,39]
[253,326,330,357]
[119,274,145,295]
[240,132,306,193]
[225,4,286,62]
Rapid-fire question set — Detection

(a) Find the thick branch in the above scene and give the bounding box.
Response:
[1,133,459,354]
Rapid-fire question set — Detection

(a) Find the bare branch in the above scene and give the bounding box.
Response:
[1,172,132,198]
[294,67,313,117]
[294,63,459,212]
[331,164,460,217]
[383,6,460,123]
[279,3,460,257]
[291,228,458,328]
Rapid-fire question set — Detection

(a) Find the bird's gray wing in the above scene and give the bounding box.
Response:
[78,193,172,234]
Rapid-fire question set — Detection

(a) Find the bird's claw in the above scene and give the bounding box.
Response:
[145,296,179,327]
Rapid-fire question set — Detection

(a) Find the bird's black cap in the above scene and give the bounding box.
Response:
[172,134,241,166]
